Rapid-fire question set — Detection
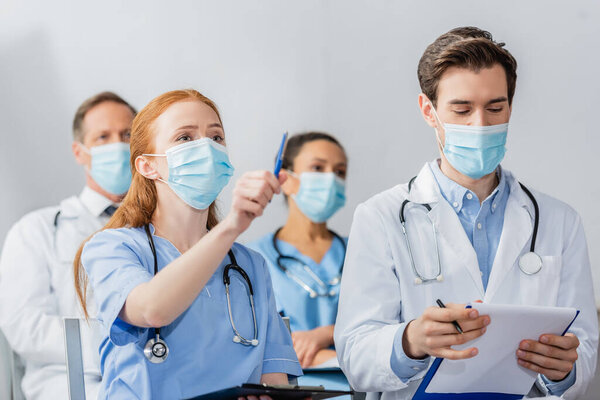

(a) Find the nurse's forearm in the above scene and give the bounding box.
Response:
[121,171,282,328]
[120,220,239,328]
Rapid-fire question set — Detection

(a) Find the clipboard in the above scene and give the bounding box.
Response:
[413,304,579,399]
[413,358,523,400]
[186,383,353,400]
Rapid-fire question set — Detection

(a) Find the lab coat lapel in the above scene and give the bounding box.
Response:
[428,201,485,297]
[484,174,533,302]
[409,163,485,297]
[55,197,102,261]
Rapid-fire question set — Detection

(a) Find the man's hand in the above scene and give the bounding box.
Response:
[403,303,490,360]
[516,333,579,381]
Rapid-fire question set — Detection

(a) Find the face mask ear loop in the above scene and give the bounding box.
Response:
[428,102,445,151]
[79,143,91,155]
[139,153,168,184]
[285,169,299,179]
[79,143,93,174]
[284,170,301,199]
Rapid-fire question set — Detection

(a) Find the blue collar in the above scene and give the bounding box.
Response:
[428,160,508,214]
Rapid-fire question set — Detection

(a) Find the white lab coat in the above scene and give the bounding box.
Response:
[334,162,598,399]
[0,187,111,400]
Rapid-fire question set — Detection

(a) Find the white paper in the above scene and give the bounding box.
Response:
[425,303,578,395]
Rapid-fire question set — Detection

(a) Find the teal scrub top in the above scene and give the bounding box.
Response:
[247,232,346,332]
[82,225,302,399]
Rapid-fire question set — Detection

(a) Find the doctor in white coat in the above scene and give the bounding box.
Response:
[334,27,597,399]
[0,92,136,399]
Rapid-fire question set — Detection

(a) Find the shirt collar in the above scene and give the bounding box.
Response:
[428,159,507,214]
[79,186,117,217]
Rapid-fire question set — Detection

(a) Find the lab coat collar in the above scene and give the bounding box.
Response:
[408,161,531,215]
[429,160,508,215]
[406,162,441,204]
[79,186,118,218]
[407,161,536,299]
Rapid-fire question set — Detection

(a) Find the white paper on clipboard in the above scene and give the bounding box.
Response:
[425,303,578,395]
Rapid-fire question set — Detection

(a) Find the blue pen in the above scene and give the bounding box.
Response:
[273,132,288,178]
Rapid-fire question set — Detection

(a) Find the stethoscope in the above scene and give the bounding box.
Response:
[142,224,259,364]
[272,227,346,298]
[400,176,542,285]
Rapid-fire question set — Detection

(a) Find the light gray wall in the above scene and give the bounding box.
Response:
[1,1,598,307]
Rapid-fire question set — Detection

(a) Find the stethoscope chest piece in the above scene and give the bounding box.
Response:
[519,252,543,275]
[144,333,169,364]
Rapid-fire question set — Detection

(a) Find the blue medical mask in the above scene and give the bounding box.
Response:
[289,171,346,223]
[144,138,235,210]
[82,142,132,195]
[431,105,508,179]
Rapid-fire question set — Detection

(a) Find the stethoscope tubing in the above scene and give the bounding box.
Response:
[271,227,346,297]
[143,224,260,363]
[400,176,541,284]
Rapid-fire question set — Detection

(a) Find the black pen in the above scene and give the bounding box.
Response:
[436,299,463,334]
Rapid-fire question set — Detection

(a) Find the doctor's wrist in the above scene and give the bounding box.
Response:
[403,320,428,359]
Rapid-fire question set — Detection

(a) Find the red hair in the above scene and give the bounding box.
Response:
[74,89,222,318]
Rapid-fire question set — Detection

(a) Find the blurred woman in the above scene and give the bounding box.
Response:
[248,132,349,392]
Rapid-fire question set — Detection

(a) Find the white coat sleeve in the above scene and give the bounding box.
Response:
[0,213,65,364]
[557,212,598,399]
[335,202,425,392]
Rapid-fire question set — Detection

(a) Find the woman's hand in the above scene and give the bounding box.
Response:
[292,325,334,368]
[223,171,286,235]
[402,303,490,360]
[239,372,313,400]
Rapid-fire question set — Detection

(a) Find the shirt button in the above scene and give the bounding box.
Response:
[480,271,484,276]
[492,203,497,209]
[466,193,473,200]
[453,202,459,208]
[477,222,482,230]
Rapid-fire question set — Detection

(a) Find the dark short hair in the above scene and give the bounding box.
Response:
[417,26,518,107]
[281,131,346,171]
[72,91,137,142]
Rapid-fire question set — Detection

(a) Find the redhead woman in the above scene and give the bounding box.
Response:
[74,89,302,399]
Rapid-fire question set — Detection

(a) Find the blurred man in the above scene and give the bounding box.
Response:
[0,92,136,399]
